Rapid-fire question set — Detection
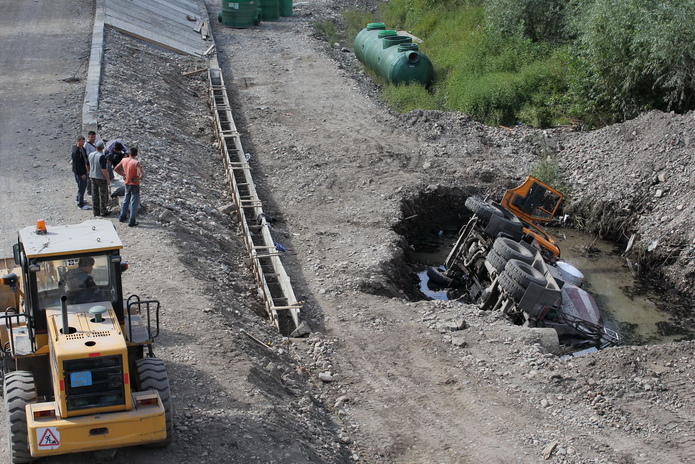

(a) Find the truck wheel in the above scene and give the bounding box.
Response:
[498,272,526,302]
[4,371,36,463]
[426,267,455,288]
[493,237,534,264]
[136,358,174,447]
[485,250,507,274]
[465,196,502,221]
[504,259,547,289]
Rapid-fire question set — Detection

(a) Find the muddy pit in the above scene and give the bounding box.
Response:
[391,188,695,347]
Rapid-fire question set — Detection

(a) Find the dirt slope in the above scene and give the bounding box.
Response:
[0,1,694,464]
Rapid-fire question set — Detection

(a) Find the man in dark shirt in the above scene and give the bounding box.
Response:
[71,135,90,210]
[64,257,100,304]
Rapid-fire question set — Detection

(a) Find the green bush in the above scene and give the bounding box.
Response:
[530,156,571,196]
[311,19,338,45]
[383,84,439,113]
[484,0,573,43]
[342,9,375,48]
[569,0,695,124]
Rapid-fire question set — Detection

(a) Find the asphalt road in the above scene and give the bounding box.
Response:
[0,1,93,462]
[0,0,93,253]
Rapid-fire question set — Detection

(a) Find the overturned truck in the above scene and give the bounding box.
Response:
[430,177,620,348]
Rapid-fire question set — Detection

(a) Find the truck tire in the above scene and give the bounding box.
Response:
[498,271,526,302]
[465,196,502,221]
[493,237,534,264]
[426,267,455,288]
[485,250,507,273]
[4,371,36,463]
[504,259,547,289]
[136,358,174,447]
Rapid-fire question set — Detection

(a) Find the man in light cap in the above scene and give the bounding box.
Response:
[88,140,111,216]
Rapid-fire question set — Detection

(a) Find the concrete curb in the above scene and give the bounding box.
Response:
[82,0,105,134]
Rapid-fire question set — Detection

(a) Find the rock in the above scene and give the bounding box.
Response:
[318,372,334,382]
[334,395,349,408]
[159,209,176,223]
[525,328,560,354]
[451,335,468,347]
[443,321,460,331]
[220,203,238,215]
[290,321,311,338]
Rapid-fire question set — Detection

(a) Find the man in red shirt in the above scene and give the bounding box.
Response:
[114,147,145,227]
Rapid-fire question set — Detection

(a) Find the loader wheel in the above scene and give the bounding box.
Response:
[504,259,547,289]
[4,371,36,463]
[485,250,507,274]
[498,271,526,302]
[493,237,534,264]
[465,196,502,221]
[136,358,173,447]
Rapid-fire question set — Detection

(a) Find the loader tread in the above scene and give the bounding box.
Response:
[136,358,174,447]
[4,371,36,463]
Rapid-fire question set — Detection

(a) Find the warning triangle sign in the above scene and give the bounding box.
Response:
[38,427,61,449]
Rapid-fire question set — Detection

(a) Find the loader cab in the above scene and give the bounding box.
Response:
[13,220,126,347]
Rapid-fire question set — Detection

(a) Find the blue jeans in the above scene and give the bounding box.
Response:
[74,173,88,206]
[119,184,140,225]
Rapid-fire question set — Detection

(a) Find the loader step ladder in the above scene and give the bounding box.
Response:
[207,67,301,335]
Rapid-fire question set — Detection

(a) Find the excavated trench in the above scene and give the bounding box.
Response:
[388,186,694,346]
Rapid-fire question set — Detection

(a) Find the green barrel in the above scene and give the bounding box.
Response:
[219,1,259,29]
[259,0,279,21]
[279,0,292,16]
[377,42,434,86]
[354,23,385,63]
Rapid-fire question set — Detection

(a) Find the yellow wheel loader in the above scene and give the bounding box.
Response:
[0,219,172,462]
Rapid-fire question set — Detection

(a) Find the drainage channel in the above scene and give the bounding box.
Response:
[208,67,301,335]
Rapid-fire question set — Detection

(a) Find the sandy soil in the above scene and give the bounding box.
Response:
[0,1,694,464]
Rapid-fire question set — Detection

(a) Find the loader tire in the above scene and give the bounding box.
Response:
[4,371,36,463]
[493,237,534,264]
[498,271,527,302]
[485,250,507,274]
[504,259,547,289]
[136,358,174,447]
[465,196,502,221]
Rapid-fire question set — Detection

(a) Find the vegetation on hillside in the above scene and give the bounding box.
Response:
[334,0,695,128]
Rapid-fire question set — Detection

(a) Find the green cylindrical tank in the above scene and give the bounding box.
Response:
[382,35,412,49]
[364,30,397,71]
[219,1,259,29]
[279,0,293,17]
[353,23,386,63]
[376,42,434,86]
[259,0,279,21]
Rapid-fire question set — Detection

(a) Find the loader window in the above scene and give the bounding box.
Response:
[37,255,116,308]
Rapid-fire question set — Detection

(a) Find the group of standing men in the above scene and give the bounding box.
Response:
[71,132,145,227]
